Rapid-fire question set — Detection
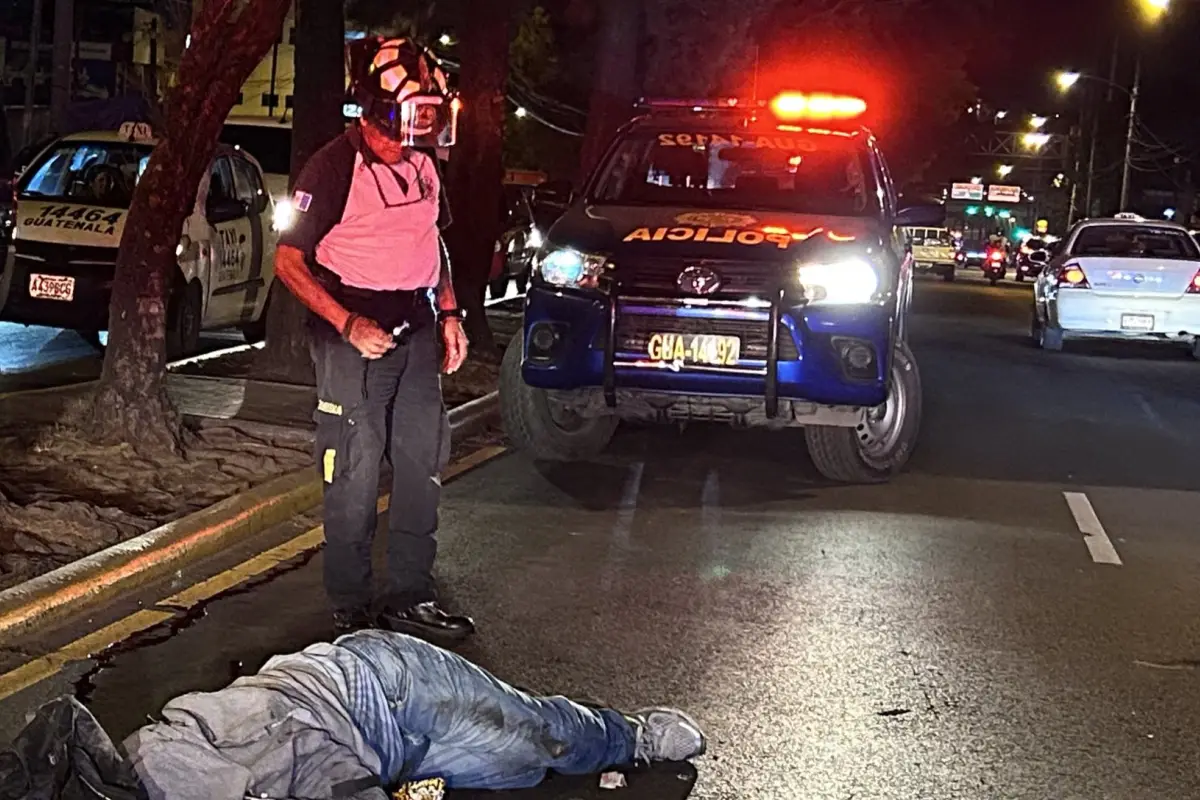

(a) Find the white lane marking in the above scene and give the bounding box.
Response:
[1064,492,1123,566]
[167,340,264,369]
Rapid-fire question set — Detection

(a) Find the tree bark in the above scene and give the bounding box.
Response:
[446,0,514,361]
[74,0,293,457]
[259,0,346,385]
[578,0,641,178]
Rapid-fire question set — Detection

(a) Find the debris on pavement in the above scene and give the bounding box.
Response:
[395,777,447,799]
[599,771,628,789]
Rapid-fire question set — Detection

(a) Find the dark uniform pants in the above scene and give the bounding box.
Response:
[311,324,451,612]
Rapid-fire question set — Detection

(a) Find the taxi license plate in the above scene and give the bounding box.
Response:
[1121,313,1154,332]
[647,332,741,367]
[29,274,76,302]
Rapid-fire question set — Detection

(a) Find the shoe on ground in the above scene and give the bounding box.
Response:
[332,607,376,636]
[629,707,706,762]
[378,601,475,642]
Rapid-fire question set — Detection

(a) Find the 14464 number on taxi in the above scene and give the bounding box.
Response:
[647,332,741,366]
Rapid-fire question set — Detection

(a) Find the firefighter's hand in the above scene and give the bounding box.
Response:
[346,315,395,359]
[441,317,469,374]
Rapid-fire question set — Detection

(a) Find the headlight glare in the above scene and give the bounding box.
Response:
[796,259,879,305]
[272,198,295,232]
[537,247,607,289]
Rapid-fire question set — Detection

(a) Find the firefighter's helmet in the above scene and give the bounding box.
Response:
[347,36,459,148]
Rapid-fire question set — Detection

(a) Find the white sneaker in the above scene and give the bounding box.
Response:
[629,707,706,762]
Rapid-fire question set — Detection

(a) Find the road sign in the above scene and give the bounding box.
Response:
[988,184,1021,203]
[951,182,985,201]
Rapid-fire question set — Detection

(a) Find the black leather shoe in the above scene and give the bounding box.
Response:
[332,607,375,636]
[379,601,475,641]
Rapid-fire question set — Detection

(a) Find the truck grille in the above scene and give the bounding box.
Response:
[612,312,799,361]
[617,257,780,295]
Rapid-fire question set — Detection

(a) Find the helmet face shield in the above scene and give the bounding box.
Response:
[350,36,459,148]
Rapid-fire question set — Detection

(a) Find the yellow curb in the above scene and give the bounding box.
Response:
[0,445,509,703]
[0,468,323,641]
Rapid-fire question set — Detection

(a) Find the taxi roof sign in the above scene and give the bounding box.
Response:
[1114,212,1145,221]
[118,122,154,142]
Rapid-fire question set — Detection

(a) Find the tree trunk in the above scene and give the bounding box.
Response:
[446,0,514,361]
[260,0,346,385]
[578,0,641,178]
[73,0,293,457]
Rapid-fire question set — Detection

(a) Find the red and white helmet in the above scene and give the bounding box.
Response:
[347,36,459,147]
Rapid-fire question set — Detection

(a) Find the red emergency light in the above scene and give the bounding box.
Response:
[770,92,867,121]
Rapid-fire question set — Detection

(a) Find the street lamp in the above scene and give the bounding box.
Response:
[1022,132,1050,150]
[1029,115,1047,130]
[1138,0,1170,22]
[997,164,1014,179]
[1055,71,1081,91]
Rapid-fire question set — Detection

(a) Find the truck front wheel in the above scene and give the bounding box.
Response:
[500,334,617,461]
[805,342,922,483]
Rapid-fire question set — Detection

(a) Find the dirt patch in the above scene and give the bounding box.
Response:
[0,421,311,592]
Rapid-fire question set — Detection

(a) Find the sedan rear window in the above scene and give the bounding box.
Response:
[1072,225,1199,260]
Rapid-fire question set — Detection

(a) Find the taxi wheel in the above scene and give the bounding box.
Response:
[166,280,202,360]
[805,342,922,484]
[500,333,617,462]
[240,284,273,344]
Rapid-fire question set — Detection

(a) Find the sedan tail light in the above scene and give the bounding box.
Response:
[1184,269,1200,294]
[1057,262,1090,289]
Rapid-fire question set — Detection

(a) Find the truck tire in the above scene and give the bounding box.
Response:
[942,268,955,283]
[805,342,922,484]
[500,333,617,461]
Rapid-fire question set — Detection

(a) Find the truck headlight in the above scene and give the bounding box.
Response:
[272,198,295,232]
[536,247,607,290]
[796,259,879,305]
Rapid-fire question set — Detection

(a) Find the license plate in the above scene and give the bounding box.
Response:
[1121,313,1154,332]
[28,274,75,302]
[647,332,741,366]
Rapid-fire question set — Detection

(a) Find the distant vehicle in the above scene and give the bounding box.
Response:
[501,91,943,483]
[982,245,1007,284]
[1,122,279,355]
[905,226,956,281]
[1031,216,1200,356]
[1015,236,1055,281]
[959,239,988,268]
[489,183,543,299]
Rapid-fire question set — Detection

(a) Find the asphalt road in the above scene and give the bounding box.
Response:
[7,274,1200,799]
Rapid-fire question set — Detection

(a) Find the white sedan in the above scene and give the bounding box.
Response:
[1031,215,1200,357]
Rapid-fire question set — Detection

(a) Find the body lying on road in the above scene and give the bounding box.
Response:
[0,631,704,799]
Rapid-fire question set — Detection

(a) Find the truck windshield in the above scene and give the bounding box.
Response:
[19,140,153,209]
[592,130,880,217]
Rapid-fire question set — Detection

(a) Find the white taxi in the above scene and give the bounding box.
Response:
[1032,214,1200,356]
[0,122,279,356]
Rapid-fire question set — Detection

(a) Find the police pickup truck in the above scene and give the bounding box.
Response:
[1,122,279,355]
[500,93,944,483]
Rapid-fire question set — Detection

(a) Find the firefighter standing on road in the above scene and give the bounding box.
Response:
[274,37,473,640]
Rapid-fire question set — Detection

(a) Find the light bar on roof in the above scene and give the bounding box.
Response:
[637,97,744,110]
[770,92,867,121]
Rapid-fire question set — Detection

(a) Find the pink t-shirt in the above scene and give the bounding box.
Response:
[315,150,441,291]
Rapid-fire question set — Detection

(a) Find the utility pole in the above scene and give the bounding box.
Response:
[1119,52,1141,211]
[21,0,45,148]
[50,0,73,131]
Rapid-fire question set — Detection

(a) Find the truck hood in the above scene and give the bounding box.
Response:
[15,199,128,249]
[549,204,885,267]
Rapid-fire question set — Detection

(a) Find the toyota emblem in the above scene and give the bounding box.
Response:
[677,265,722,295]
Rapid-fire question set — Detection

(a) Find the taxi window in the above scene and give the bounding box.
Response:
[231,156,266,212]
[19,140,153,208]
[592,130,879,217]
[207,157,238,207]
[1071,225,1199,260]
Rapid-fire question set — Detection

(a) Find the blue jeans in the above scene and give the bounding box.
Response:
[337,632,637,790]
